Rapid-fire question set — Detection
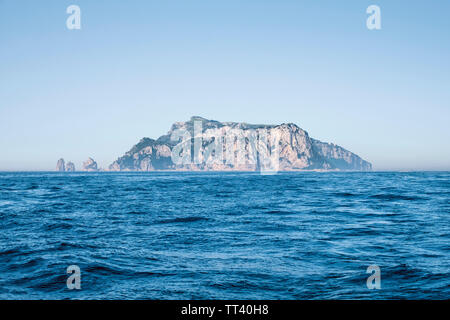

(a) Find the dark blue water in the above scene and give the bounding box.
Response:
[0,172,449,299]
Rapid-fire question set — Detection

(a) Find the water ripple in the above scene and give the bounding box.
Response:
[0,171,448,299]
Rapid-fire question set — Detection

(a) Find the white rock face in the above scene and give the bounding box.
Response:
[82,157,98,172]
[109,116,372,172]
[56,158,65,172]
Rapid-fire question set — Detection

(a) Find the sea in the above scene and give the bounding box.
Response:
[0,171,449,299]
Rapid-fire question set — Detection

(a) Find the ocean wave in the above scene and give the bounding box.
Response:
[0,171,448,299]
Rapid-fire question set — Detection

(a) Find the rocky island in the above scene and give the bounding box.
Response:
[56,158,76,172]
[66,162,76,172]
[82,157,98,172]
[56,158,65,172]
[55,158,97,172]
[109,117,372,172]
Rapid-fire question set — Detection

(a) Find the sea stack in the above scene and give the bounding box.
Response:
[66,162,76,172]
[82,157,98,172]
[56,158,65,172]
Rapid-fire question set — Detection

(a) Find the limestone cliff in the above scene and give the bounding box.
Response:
[109,117,372,172]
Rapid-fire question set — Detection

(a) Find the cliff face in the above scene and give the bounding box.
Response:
[109,116,372,172]
[311,139,372,171]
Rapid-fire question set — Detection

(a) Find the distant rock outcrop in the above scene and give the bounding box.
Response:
[56,158,65,172]
[66,162,76,172]
[109,116,372,172]
[82,157,98,172]
[311,139,372,171]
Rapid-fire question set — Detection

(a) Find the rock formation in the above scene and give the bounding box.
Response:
[66,162,76,172]
[56,158,65,172]
[82,157,98,172]
[109,116,372,172]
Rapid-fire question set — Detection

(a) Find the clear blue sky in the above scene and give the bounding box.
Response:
[1,0,449,171]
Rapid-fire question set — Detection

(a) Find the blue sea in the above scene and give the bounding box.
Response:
[0,172,449,299]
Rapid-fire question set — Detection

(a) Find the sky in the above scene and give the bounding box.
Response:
[0,0,449,171]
